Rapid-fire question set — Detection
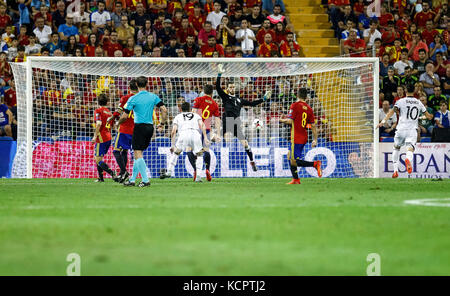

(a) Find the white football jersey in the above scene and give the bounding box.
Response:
[394,96,426,131]
[173,112,202,134]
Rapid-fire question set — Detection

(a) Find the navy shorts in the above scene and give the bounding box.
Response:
[95,141,111,157]
[288,143,305,160]
[113,132,133,151]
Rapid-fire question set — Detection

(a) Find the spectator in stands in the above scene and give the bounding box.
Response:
[385,38,404,64]
[379,99,397,136]
[110,1,126,28]
[434,52,449,78]
[176,16,196,45]
[189,3,206,34]
[378,4,393,30]
[434,100,449,128]
[25,33,41,56]
[401,66,418,88]
[0,52,11,79]
[136,19,153,46]
[256,19,275,46]
[262,0,285,15]
[280,32,300,57]
[258,32,278,57]
[52,0,66,32]
[381,21,400,46]
[402,22,417,44]
[90,1,112,34]
[182,35,200,57]
[412,48,429,76]
[34,4,52,28]
[421,20,439,46]
[133,45,144,57]
[414,2,435,30]
[33,16,52,45]
[122,37,135,57]
[14,45,26,62]
[393,49,413,76]
[236,19,256,55]
[158,19,177,46]
[418,94,435,136]
[429,35,447,61]
[246,5,266,35]
[46,33,63,56]
[393,85,405,105]
[363,20,381,50]
[142,34,156,56]
[336,5,357,38]
[420,62,441,96]
[152,46,162,57]
[267,4,287,27]
[442,21,450,46]
[206,1,226,30]
[343,30,367,57]
[4,79,16,107]
[73,1,91,27]
[0,3,12,34]
[104,31,123,57]
[379,53,392,78]
[396,13,411,36]
[428,86,447,112]
[340,19,359,43]
[58,15,79,46]
[17,25,29,46]
[95,46,105,57]
[162,37,180,57]
[201,35,224,57]
[83,33,98,57]
[273,21,289,45]
[381,66,400,102]
[18,0,32,32]
[216,15,236,48]
[181,79,198,105]
[230,6,245,31]
[406,31,429,61]
[434,2,448,29]
[442,67,450,97]
[118,15,136,46]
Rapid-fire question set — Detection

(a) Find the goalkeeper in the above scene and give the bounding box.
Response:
[216,64,271,171]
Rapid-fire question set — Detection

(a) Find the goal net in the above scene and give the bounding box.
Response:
[10,57,379,179]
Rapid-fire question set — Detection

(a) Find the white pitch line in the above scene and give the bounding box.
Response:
[404,198,450,208]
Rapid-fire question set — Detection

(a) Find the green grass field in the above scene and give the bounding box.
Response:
[0,178,449,276]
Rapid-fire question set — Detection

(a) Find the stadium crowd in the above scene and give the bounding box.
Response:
[0,0,309,141]
[327,0,449,140]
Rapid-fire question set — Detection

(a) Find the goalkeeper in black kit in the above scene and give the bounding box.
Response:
[216,64,271,171]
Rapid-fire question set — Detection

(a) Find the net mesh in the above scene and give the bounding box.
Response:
[10,58,376,179]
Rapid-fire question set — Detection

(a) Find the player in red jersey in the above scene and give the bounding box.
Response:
[280,88,322,184]
[93,94,119,183]
[192,84,221,181]
[110,79,138,183]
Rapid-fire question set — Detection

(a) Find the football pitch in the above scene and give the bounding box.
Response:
[0,178,449,276]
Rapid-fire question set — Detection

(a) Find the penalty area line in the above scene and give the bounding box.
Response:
[404,198,450,208]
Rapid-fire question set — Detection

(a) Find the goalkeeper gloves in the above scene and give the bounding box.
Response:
[263,90,272,101]
[217,64,224,76]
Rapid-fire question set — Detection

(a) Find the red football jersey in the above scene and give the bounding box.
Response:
[288,101,315,144]
[193,95,220,130]
[94,106,112,143]
[118,93,135,135]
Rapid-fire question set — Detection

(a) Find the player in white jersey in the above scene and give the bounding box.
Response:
[160,102,209,182]
[378,84,434,178]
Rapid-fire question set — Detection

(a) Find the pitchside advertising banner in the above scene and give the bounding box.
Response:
[31,138,371,179]
[379,142,450,179]
[30,139,450,179]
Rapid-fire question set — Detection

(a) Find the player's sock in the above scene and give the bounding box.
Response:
[167,153,179,176]
[406,150,413,163]
[130,159,139,182]
[245,146,254,161]
[296,159,314,167]
[121,150,128,171]
[290,165,299,180]
[98,161,114,176]
[203,151,211,171]
[96,164,104,181]
[392,149,400,172]
[113,150,126,175]
[187,151,197,172]
[136,158,149,183]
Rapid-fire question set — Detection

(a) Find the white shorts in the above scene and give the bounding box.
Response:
[175,130,203,154]
[394,128,417,148]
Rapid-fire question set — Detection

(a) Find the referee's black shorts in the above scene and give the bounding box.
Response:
[132,123,154,151]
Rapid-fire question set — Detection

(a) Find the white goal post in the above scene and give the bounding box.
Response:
[10,57,379,179]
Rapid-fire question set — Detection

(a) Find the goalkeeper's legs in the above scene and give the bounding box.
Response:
[240,139,257,172]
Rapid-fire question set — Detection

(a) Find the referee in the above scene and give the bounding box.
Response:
[119,76,168,187]
[216,64,271,171]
